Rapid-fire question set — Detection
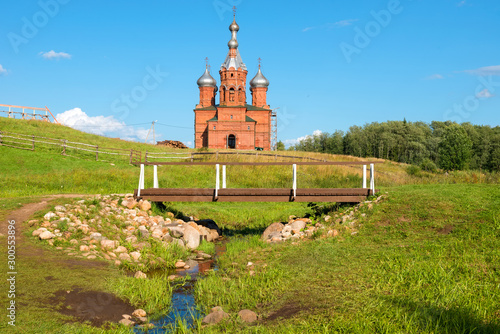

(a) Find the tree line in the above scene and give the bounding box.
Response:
[284,121,500,172]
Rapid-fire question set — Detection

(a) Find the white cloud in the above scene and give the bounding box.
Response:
[465,65,500,76]
[40,50,72,60]
[55,108,161,143]
[56,108,125,135]
[334,19,358,27]
[457,0,466,6]
[303,19,358,32]
[0,64,7,75]
[425,74,444,80]
[476,88,495,99]
[283,130,323,147]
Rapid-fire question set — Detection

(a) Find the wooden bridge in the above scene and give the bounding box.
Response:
[133,161,380,203]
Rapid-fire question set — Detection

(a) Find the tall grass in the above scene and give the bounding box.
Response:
[108,274,174,317]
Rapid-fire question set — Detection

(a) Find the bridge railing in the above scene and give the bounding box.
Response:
[135,161,380,201]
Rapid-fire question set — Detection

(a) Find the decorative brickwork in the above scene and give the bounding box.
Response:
[194,16,271,150]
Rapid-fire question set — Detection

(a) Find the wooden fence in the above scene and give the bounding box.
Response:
[0,104,59,123]
[144,150,333,163]
[0,130,141,164]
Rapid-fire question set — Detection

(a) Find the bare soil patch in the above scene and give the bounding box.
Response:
[265,303,314,322]
[50,288,135,327]
[438,224,454,235]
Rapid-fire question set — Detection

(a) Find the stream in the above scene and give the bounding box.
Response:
[136,241,227,333]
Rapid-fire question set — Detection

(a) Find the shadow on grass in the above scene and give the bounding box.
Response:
[387,296,500,333]
[221,225,268,237]
[152,201,267,237]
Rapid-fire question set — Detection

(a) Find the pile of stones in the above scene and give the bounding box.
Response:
[30,194,221,267]
[262,195,386,243]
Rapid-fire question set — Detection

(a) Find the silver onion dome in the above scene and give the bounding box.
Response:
[228,18,239,49]
[197,67,217,87]
[250,67,269,88]
[229,18,239,32]
[228,36,238,49]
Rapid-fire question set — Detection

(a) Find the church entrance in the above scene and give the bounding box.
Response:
[228,134,236,149]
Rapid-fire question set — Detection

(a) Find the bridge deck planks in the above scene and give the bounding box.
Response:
[134,188,376,203]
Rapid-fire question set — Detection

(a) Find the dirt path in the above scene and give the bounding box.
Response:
[2,194,89,236]
[2,194,136,328]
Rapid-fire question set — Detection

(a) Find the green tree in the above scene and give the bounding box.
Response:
[276,140,285,151]
[438,124,473,170]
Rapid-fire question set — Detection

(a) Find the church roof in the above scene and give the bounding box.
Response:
[221,49,247,71]
[221,15,247,71]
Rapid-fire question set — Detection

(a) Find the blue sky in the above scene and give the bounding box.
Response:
[1,0,499,147]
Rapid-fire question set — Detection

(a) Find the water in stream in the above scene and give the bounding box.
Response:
[136,241,227,333]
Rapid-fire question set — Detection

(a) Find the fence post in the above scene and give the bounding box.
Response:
[191,152,194,162]
[95,145,99,161]
[62,139,67,155]
[129,149,133,164]
[216,151,219,160]
[0,130,2,145]
[153,165,159,188]
[32,135,35,151]
[362,165,367,189]
[292,164,297,200]
[222,165,226,188]
[215,164,220,199]
[370,163,375,195]
[145,151,148,163]
[137,164,145,197]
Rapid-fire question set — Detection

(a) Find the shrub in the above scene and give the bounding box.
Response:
[420,158,438,173]
[406,165,422,176]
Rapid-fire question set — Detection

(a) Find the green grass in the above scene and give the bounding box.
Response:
[2,117,500,333]
[0,222,131,333]
[192,184,500,333]
[108,275,174,318]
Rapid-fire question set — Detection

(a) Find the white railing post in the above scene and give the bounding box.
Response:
[370,163,375,195]
[215,164,220,198]
[292,164,297,199]
[222,165,226,189]
[137,164,145,197]
[362,165,367,188]
[153,165,159,188]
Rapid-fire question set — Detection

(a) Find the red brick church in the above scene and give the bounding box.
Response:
[194,15,271,150]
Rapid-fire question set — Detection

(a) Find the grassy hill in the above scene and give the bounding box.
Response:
[1,117,498,199]
[0,117,499,333]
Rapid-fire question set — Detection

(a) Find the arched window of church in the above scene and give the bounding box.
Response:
[229,88,235,102]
